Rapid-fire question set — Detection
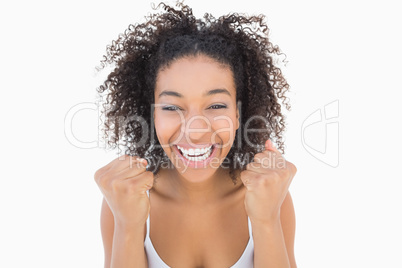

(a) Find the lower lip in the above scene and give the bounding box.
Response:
[173,145,218,168]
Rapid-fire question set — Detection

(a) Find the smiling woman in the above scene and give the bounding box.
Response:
[94,1,297,268]
[154,56,239,174]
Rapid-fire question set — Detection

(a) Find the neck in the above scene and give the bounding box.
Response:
[160,167,237,205]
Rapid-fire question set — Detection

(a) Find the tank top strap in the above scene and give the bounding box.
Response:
[247,217,253,237]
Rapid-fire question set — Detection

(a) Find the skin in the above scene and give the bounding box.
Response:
[96,54,297,268]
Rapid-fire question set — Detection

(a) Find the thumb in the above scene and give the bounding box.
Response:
[265,139,279,153]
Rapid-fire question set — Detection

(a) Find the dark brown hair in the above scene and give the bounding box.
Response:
[96,1,291,183]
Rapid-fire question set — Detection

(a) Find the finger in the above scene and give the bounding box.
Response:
[95,155,128,179]
[253,152,273,166]
[126,171,155,194]
[99,155,136,173]
[118,159,148,179]
[129,157,148,169]
[245,162,266,174]
[100,157,147,180]
[112,155,147,170]
[253,140,281,160]
[134,170,154,188]
[252,151,287,170]
[98,154,125,171]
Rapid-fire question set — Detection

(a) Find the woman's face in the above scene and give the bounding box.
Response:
[154,55,239,181]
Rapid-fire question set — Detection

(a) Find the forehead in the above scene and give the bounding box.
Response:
[155,55,236,96]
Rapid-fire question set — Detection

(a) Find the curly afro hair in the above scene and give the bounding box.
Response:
[96,1,291,184]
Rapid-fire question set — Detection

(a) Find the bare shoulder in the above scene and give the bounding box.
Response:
[280,191,297,268]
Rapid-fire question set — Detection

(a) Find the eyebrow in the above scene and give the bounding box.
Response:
[158,88,231,98]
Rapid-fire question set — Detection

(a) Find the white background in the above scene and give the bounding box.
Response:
[1,0,401,267]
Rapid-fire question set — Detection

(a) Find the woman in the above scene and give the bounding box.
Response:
[94,2,297,267]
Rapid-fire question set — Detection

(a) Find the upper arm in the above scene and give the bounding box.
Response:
[280,191,297,268]
[100,198,148,268]
[100,198,114,268]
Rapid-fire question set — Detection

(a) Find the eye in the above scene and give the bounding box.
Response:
[208,104,227,109]
[161,105,182,111]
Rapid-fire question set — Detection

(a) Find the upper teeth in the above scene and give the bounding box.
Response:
[177,145,212,156]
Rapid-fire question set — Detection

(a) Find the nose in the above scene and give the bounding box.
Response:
[184,113,211,142]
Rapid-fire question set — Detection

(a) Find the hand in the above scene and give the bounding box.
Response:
[240,140,297,225]
[94,155,154,227]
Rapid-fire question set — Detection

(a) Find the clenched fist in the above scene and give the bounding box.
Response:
[240,140,297,225]
[94,155,154,228]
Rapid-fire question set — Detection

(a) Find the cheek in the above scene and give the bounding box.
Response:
[155,110,238,147]
[154,112,182,144]
[211,112,238,148]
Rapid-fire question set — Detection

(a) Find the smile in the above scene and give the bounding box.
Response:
[176,145,214,161]
[173,144,217,168]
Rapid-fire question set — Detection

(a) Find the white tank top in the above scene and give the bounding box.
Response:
[144,190,254,267]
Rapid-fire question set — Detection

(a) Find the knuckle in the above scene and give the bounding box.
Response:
[94,169,101,183]
[116,154,133,167]
[274,157,286,169]
[94,166,106,180]
[118,154,130,161]
[94,170,107,186]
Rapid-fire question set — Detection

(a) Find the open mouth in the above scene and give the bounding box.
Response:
[176,145,215,162]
